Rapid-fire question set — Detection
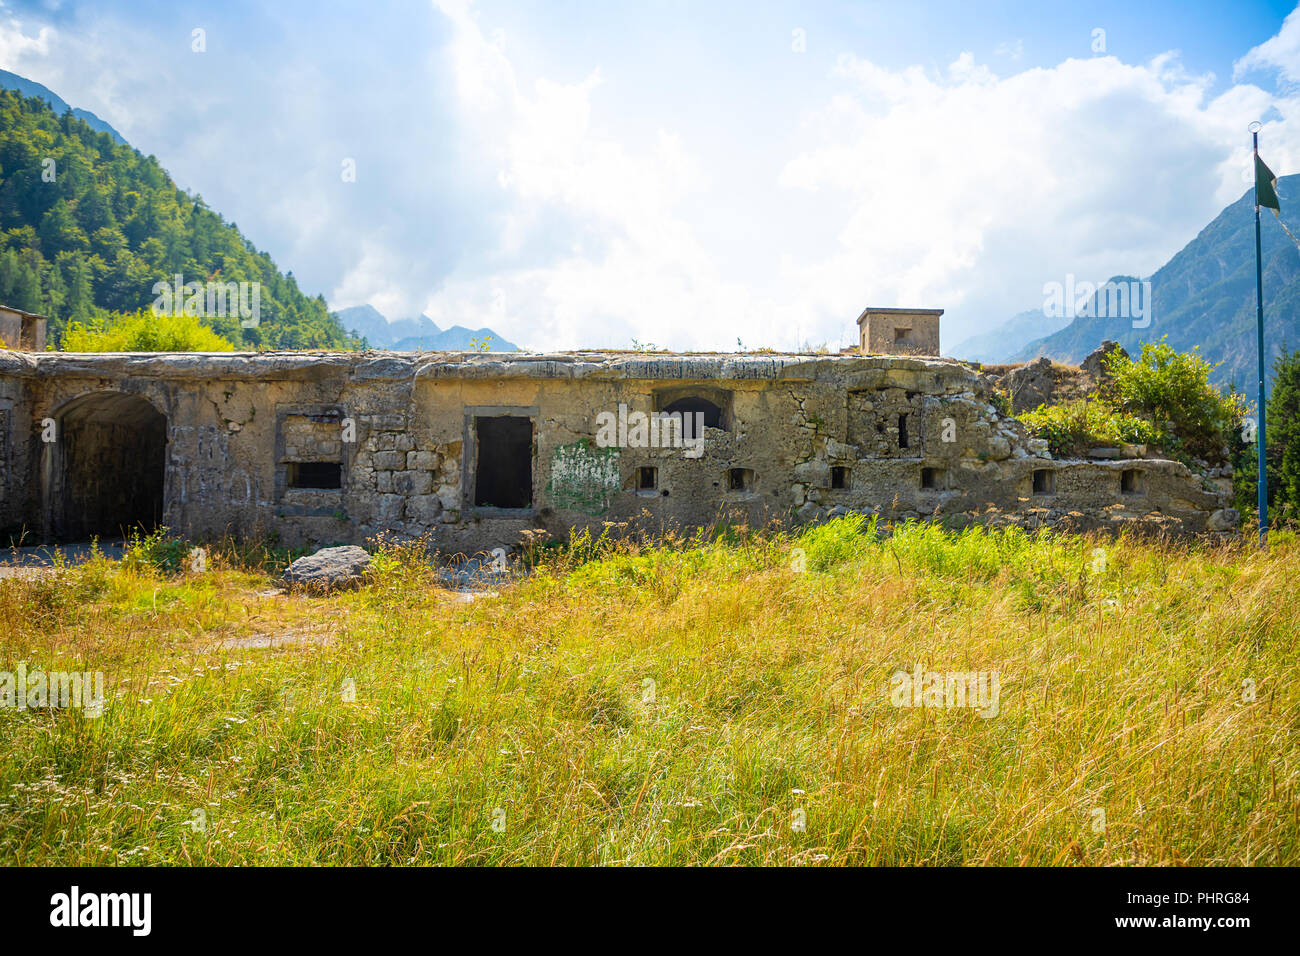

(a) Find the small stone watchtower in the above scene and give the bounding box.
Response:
[857,307,942,356]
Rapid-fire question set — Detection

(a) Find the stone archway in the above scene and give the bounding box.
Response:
[46,392,167,541]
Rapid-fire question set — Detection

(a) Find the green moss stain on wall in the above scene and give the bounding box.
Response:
[546,439,622,515]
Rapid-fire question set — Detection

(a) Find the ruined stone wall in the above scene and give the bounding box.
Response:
[0,350,1236,553]
[0,371,34,535]
[0,310,46,351]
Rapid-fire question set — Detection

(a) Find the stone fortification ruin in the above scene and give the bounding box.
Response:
[0,347,1237,554]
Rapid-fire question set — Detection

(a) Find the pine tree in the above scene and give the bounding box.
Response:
[1266,348,1300,522]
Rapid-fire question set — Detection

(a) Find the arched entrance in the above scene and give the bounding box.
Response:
[661,396,724,440]
[46,392,167,541]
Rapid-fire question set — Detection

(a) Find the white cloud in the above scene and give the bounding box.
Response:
[1236,7,1300,86]
[417,3,1300,351]
[0,14,52,68]
[994,40,1023,62]
[776,50,1291,343]
[411,0,752,350]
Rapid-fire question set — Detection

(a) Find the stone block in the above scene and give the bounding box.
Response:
[392,470,433,496]
[407,494,444,525]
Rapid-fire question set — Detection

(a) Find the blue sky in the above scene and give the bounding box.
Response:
[2,0,1299,350]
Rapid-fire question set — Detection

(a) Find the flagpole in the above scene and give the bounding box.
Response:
[1251,121,1268,547]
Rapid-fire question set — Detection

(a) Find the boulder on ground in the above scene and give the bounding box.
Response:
[1081,340,1128,382]
[282,545,372,592]
[1207,508,1241,533]
[1004,357,1055,414]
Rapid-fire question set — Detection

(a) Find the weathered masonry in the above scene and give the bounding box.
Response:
[857,307,943,356]
[0,351,1236,552]
[0,305,46,352]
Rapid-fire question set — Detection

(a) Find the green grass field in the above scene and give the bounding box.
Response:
[1,517,1296,865]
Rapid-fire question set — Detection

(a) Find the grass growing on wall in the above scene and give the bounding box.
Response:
[0,517,1295,865]
[1017,400,1162,458]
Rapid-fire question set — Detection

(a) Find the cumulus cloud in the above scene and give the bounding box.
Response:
[1236,6,1300,86]
[0,11,51,66]
[417,0,754,350]
[777,49,1289,344]
[421,3,1300,350]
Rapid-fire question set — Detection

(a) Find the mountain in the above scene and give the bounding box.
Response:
[1007,176,1300,390]
[0,88,359,349]
[0,69,125,144]
[949,308,1071,363]
[391,324,518,351]
[333,304,401,345]
[334,304,517,351]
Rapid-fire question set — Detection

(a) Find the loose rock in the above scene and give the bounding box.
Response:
[282,545,372,592]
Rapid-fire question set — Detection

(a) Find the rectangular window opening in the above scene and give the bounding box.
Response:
[920,466,943,490]
[287,461,342,490]
[474,415,533,508]
[1032,469,1055,495]
[831,466,850,490]
[637,466,657,491]
[1121,468,1142,495]
[898,414,910,449]
[728,467,755,492]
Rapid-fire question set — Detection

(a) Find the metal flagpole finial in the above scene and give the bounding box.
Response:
[1249,121,1263,133]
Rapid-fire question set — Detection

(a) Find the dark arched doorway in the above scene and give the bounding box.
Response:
[49,392,167,541]
[661,396,724,441]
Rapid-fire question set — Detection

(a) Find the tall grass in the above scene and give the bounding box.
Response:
[0,518,1295,865]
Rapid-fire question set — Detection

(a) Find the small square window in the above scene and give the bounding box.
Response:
[728,468,755,492]
[920,467,943,490]
[1032,469,1055,495]
[894,327,910,341]
[287,461,342,489]
[1121,468,1142,495]
[637,466,657,491]
[831,466,850,490]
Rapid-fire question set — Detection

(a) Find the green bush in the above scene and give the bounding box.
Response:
[121,527,191,575]
[1103,340,1247,465]
[62,309,235,352]
[1017,340,1247,468]
[1018,399,1160,458]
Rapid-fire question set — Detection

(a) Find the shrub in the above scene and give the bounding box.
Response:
[1018,399,1160,458]
[62,309,236,352]
[121,527,191,574]
[1103,340,1247,465]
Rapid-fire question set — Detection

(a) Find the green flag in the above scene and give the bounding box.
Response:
[1256,153,1281,210]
